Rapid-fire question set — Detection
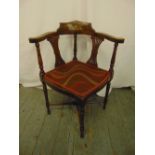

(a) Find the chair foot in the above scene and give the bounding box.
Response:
[80,131,84,138]
[47,109,51,115]
[103,82,111,110]
[103,104,106,110]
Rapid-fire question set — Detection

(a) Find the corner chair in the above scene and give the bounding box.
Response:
[29,21,125,138]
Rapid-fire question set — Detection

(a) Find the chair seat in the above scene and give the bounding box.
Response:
[44,60,111,100]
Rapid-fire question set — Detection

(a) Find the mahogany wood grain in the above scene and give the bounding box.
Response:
[87,35,104,66]
[35,43,51,114]
[29,20,125,138]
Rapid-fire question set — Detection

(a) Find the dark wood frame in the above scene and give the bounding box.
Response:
[29,21,125,138]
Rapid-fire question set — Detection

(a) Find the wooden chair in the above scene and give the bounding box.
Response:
[29,21,125,138]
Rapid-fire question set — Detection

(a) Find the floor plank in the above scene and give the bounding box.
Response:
[19,87,135,155]
[20,88,46,155]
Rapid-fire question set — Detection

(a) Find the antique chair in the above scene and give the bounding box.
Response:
[29,21,125,138]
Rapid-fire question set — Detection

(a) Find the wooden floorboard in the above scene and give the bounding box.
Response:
[19,87,135,155]
[20,89,46,155]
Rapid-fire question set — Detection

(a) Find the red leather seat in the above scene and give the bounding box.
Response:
[44,60,110,100]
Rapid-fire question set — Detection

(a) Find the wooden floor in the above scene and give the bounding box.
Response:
[20,87,135,155]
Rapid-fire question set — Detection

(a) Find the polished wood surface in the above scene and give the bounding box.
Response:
[29,20,125,137]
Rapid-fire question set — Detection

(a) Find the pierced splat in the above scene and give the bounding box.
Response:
[47,34,65,67]
[87,35,104,66]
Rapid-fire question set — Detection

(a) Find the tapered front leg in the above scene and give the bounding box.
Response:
[79,103,85,138]
[42,81,51,114]
[35,42,51,115]
[103,82,111,109]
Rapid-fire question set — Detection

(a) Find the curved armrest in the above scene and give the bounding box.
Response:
[29,31,57,43]
[96,32,125,43]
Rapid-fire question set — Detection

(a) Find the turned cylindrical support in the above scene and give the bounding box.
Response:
[103,82,111,109]
[73,34,77,60]
[35,42,51,114]
[35,42,44,73]
[103,42,119,109]
[109,42,119,79]
[79,104,85,138]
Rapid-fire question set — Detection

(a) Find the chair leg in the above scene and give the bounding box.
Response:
[42,81,51,114]
[79,104,85,138]
[103,82,111,109]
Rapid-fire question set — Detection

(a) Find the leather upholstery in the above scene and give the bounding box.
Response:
[44,60,110,100]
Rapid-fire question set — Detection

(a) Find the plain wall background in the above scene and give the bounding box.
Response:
[19,0,135,96]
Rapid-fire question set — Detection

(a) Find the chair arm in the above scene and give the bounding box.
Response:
[96,32,125,43]
[29,31,57,43]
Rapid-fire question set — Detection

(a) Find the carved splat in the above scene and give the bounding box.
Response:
[47,34,65,67]
[87,35,104,66]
